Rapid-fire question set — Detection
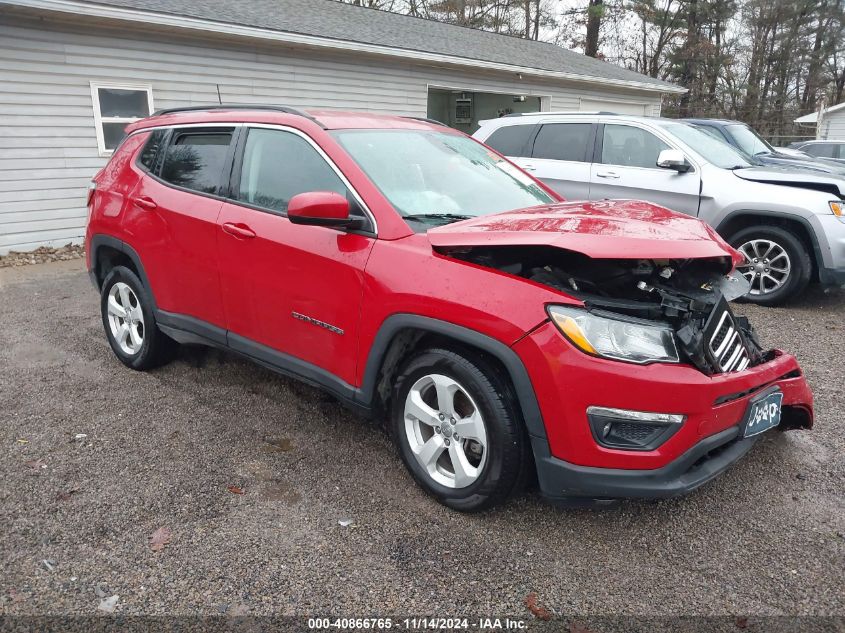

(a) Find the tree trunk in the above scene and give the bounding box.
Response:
[524,0,531,39]
[585,0,603,58]
[802,3,830,110]
[707,12,722,114]
[678,0,699,115]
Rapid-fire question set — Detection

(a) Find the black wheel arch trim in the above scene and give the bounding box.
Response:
[357,314,547,440]
[715,210,824,272]
[89,234,158,311]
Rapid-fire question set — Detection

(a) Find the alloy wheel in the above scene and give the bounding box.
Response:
[106,282,145,355]
[403,373,488,489]
[736,239,791,296]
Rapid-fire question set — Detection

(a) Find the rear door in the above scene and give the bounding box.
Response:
[124,126,234,329]
[589,122,701,216]
[521,122,594,201]
[215,125,375,388]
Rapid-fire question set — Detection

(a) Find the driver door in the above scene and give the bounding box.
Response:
[216,126,375,387]
[589,123,701,216]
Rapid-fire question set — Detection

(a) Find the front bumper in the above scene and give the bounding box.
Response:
[532,425,757,501]
[515,321,813,500]
[813,214,845,285]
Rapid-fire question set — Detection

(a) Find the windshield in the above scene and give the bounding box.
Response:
[726,124,774,156]
[332,129,556,226]
[659,122,752,169]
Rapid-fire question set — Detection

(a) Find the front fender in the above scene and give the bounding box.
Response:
[356,313,547,440]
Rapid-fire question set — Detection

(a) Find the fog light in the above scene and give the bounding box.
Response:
[586,406,686,451]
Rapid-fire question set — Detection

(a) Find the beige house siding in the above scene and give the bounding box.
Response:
[0,13,664,254]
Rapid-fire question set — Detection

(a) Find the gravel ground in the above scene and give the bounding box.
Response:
[1,260,843,626]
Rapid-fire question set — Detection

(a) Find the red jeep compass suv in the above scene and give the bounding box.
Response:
[85,105,813,511]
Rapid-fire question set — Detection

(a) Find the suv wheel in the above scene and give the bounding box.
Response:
[391,348,530,512]
[729,225,811,306]
[100,266,176,370]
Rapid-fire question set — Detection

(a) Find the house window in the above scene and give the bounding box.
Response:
[90,83,154,156]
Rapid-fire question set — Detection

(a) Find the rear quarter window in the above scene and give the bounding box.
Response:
[137,129,167,172]
[484,124,534,157]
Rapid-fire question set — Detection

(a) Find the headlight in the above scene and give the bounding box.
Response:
[548,305,679,364]
[831,201,844,223]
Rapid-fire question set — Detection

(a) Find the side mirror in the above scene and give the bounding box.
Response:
[287,191,359,228]
[656,149,691,173]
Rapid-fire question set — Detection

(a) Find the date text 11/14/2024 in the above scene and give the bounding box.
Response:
[307,617,529,630]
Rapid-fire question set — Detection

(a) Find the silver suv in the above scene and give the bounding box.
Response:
[474,113,845,305]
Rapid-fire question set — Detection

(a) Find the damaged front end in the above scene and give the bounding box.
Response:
[443,245,767,375]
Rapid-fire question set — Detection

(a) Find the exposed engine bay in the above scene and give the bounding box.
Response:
[442,245,768,375]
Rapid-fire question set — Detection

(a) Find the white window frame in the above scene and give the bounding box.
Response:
[90,82,154,157]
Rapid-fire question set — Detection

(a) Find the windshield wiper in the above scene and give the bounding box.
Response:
[405,212,474,223]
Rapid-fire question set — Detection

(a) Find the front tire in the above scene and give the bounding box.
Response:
[729,225,811,306]
[100,266,176,370]
[390,348,530,512]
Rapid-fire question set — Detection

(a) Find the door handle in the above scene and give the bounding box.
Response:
[132,196,157,210]
[595,171,620,179]
[221,222,256,239]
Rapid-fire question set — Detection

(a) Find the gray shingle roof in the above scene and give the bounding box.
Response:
[74,0,679,92]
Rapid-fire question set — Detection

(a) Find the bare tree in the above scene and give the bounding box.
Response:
[337,0,845,141]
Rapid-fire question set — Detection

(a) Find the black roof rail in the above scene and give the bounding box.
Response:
[403,116,447,127]
[150,104,325,128]
[503,110,619,117]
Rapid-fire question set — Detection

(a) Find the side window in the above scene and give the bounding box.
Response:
[160,130,233,195]
[601,124,670,169]
[138,129,167,173]
[532,123,592,162]
[805,143,836,158]
[236,128,348,213]
[484,125,534,157]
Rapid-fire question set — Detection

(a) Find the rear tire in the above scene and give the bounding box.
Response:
[390,347,531,512]
[100,266,177,370]
[728,225,811,306]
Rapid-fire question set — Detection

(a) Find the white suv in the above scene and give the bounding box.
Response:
[474,113,845,305]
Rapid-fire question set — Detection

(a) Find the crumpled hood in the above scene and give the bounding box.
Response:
[427,199,742,266]
[733,166,845,197]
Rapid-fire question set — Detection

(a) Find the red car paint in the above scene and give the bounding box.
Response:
[428,199,745,267]
[516,330,811,468]
[287,191,351,221]
[86,108,812,488]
